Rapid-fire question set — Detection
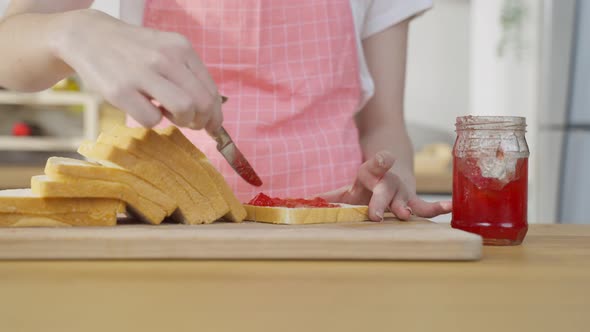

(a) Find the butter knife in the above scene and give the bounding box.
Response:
[212,96,263,186]
[155,95,262,186]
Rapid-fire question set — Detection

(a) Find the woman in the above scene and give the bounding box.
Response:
[0,0,451,221]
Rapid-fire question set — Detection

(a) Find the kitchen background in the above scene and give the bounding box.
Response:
[0,0,587,224]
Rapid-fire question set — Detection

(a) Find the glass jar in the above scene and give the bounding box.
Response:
[451,116,530,246]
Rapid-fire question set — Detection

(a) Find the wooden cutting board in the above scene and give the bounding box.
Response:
[0,218,482,261]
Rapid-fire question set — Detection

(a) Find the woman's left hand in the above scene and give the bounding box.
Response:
[319,151,452,222]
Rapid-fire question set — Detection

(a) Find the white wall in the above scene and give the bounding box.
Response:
[0,0,7,14]
[469,0,543,223]
[405,0,471,138]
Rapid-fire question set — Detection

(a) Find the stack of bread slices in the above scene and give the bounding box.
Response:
[0,125,246,227]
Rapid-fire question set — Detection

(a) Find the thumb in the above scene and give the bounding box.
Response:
[317,186,349,203]
[408,198,452,218]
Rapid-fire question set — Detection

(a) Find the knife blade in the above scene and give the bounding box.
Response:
[211,96,263,187]
[154,95,262,186]
[211,126,263,187]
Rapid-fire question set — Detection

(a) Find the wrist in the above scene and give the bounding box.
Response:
[45,12,72,62]
[47,9,100,64]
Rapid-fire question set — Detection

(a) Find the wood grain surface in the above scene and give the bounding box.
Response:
[0,225,587,332]
[0,218,482,260]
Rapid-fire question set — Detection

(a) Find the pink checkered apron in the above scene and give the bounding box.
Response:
[139,0,363,202]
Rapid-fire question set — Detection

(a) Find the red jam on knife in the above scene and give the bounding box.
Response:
[248,193,338,208]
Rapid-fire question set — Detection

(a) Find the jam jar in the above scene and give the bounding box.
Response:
[451,116,530,246]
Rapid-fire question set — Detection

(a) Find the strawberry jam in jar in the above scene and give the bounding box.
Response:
[451,116,529,246]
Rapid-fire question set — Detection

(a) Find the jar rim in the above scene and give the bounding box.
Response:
[455,115,527,131]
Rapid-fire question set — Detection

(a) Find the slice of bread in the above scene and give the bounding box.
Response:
[77,141,208,224]
[31,175,166,225]
[101,125,229,220]
[244,204,369,225]
[0,189,121,227]
[0,188,123,215]
[156,126,247,223]
[95,133,209,217]
[45,157,176,216]
[0,212,117,227]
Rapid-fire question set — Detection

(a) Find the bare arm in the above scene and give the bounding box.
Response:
[355,20,416,191]
[0,0,93,91]
[0,0,222,131]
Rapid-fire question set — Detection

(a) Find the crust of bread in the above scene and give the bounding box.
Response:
[0,211,117,227]
[0,189,122,216]
[102,126,229,220]
[94,133,212,216]
[31,175,165,225]
[78,140,208,224]
[157,126,247,223]
[244,204,369,225]
[45,157,176,216]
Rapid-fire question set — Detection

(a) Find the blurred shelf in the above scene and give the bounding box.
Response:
[0,90,99,106]
[0,137,83,151]
[415,171,452,194]
[0,90,103,142]
[0,166,44,189]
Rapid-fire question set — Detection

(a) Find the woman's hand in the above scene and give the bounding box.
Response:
[56,9,222,130]
[319,151,451,221]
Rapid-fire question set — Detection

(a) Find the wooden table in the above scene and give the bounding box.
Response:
[0,224,588,332]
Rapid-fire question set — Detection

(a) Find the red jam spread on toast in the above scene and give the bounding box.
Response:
[248,193,338,208]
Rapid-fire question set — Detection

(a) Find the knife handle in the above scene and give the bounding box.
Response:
[211,126,233,151]
[153,95,227,117]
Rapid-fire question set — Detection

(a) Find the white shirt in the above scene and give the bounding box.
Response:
[119,0,432,110]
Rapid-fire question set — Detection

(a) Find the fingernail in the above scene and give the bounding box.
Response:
[406,207,413,215]
[441,201,452,210]
[375,210,384,222]
[347,185,355,195]
[376,154,385,168]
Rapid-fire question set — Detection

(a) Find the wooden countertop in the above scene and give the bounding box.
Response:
[0,224,588,332]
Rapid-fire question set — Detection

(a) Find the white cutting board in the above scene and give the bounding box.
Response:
[0,218,482,260]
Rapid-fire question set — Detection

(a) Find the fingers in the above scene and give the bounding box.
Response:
[320,149,453,222]
[139,72,197,126]
[203,96,224,134]
[367,175,398,222]
[368,171,449,221]
[390,199,412,220]
[347,178,371,205]
[143,36,221,129]
[408,198,452,218]
[356,151,395,190]
[159,62,223,131]
[318,182,371,206]
[317,186,351,204]
[185,53,218,96]
[185,55,224,132]
[140,71,221,130]
[155,31,218,97]
[112,91,162,128]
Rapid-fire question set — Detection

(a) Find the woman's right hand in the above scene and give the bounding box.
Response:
[56,9,222,130]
